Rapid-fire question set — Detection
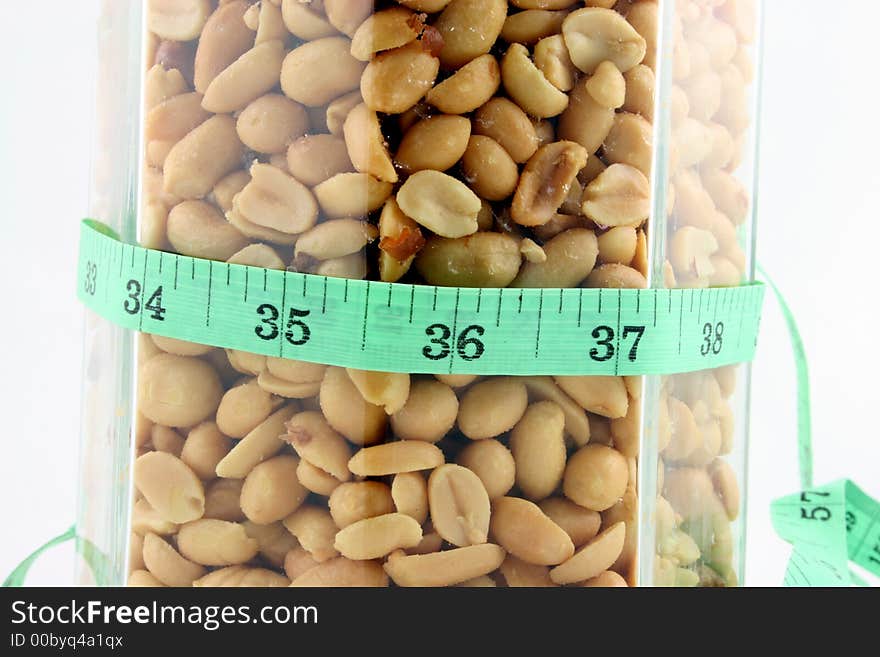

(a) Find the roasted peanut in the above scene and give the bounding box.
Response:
[428,464,491,546]
[143,533,206,587]
[397,170,481,238]
[391,379,458,442]
[163,115,244,200]
[501,43,570,119]
[415,233,521,288]
[426,55,501,114]
[320,366,387,445]
[510,402,567,501]
[555,376,628,419]
[538,497,601,547]
[384,545,506,587]
[557,77,615,153]
[236,94,309,155]
[177,520,259,566]
[562,8,647,74]
[549,521,625,584]
[240,455,309,524]
[344,103,398,183]
[391,473,429,524]
[290,557,389,587]
[194,1,255,93]
[335,513,423,560]
[348,441,444,477]
[280,0,337,41]
[350,7,423,61]
[511,141,588,226]
[284,411,353,482]
[501,9,568,45]
[138,354,223,428]
[361,40,440,114]
[180,422,231,480]
[490,496,574,565]
[286,134,354,187]
[473,97,538,164]
[313,172,393,219]
[434,0,508,69]
[202,40,286,114]
[534,35,577,92]
[215,405,296,479]
[328,481,395,529]
[396,115,471,174]
[461,136,519,201]
[281,37,366,107]
[282,505,339,562]
[166,200,249,261]
[458,378,528,440]
[234,163,319,235]
[135,451,206,524]
[512,228,598,288]
[148,0,211,43]
[563,444,628,511]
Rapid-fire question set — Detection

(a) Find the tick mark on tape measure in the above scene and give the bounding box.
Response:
[130,246,135,269]
[173,256,179,290]
[387,284,392,308]
[322,277,328,314]
[476,288,482,314]
[138,252,149,332]
[698,288,704,323]
[191,258,195,280]
[344,279,349,302]
[518,290,523,314]
[535,290,543,358]
[690,289,695,313]
[613,290,622,375]
[409,285,415,324]
[677,294,684,355]
[653,289,657,327]
[577,289,583,328]
[302,275,307,298]
[243,268,249,303]
[496,290,503,328]
[433,287,438,312]
[159,252,163,275]
[598,289,602,314]
[279,273,288,357]
[361,282,371,351]
[263,269,268,293]
[668,290,672,314]
[558,289,563,314]
[448,288,461,373]
[636,291,640,314]
[226,264,231,287]
[118,246,124,277]
[206,261,213,327]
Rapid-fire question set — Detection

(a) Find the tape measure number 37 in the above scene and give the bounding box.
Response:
[77,220,765,376]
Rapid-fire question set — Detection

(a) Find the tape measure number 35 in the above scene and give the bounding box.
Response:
[77,220,765,376]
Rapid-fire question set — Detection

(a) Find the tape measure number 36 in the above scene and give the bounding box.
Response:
[77,220,765,376]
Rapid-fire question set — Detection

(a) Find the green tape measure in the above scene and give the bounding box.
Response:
[76,220,765,375]
[772,481,880,586]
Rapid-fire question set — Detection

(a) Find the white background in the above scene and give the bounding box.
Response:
[0,1,877,586]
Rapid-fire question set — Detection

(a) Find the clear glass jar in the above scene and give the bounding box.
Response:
[77,0,762,587]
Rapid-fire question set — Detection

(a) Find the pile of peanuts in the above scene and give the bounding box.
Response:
[131,0,756,587]
[654,0,756,587]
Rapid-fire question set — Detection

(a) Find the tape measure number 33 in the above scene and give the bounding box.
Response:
[77,220,765,376]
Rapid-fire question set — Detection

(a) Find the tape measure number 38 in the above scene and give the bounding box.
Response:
[77,220,765,376]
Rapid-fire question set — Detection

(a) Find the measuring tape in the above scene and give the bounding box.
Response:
[76,219,765,376]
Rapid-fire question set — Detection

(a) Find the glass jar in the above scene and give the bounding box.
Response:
[77,0,763,587]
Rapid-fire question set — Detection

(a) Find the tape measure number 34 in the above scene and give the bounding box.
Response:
[77,220,765,376]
